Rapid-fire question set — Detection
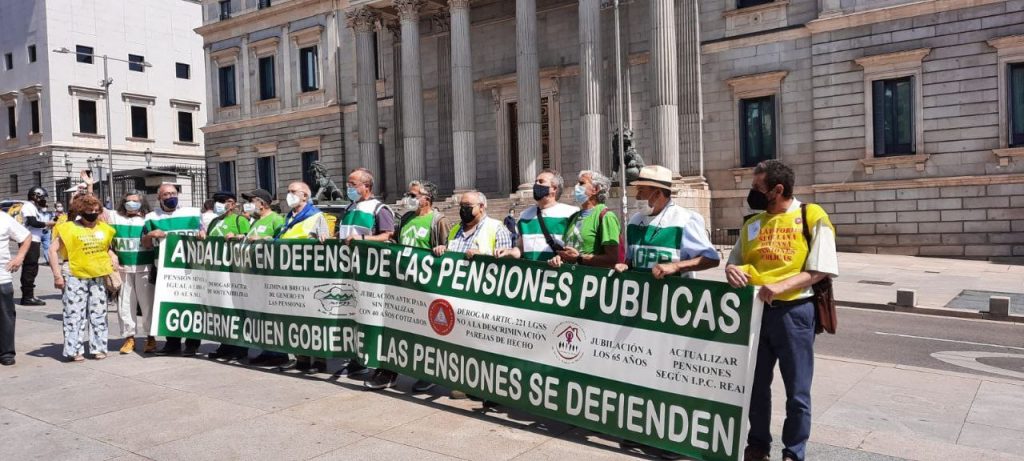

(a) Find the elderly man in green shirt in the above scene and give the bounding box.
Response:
[202,192,250,239]
[243,189,285,241]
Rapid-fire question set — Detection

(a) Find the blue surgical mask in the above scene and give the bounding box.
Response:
[347,186,360,202]
[573,184,588,204]
[213,202,227,215]
[125,201,142,212]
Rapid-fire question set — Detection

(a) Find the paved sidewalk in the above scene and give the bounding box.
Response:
[702,252,1024,316]
[2,266,1022,461]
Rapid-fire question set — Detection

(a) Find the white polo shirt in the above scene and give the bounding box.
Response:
[19,202,44,242]
[0,213,31,284]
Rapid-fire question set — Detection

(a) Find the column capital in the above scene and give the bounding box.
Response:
[448,0,472,9]
[431,11,451,32]
[394,0,426,22]
[345,7,380,32]
[385,21,402,40]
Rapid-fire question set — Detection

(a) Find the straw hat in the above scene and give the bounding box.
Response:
[629,165,673,190]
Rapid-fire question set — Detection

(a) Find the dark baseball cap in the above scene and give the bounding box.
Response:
[241,189,273,203]
[212,191,236,202]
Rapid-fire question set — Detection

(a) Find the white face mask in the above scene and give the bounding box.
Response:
[636,199,653,216]
[213,202,227,215]
[242,203,256,214]
[402,196,420,211]
[286,192,302,208]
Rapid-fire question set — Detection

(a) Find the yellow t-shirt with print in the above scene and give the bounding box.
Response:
[737,204,833,301]
[57,221,116,279]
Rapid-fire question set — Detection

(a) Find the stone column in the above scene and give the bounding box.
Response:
[649,0,679,173]
[240,36,251,117]
[281,23,293,109]
[449,0,476,192]
[395,0,426,182]
[516,0,541,189]
[578,0,603,172]
[204,46,216,119]
[347,7,381,169]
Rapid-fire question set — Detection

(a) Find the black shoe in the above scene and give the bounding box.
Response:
[364,369,398,390]
[412,379,435,393]
[20,297,45,306]
[227,352,248,362]
[181,345,199,357]
[0,357,14,366]
[294,357,312,371]
[336,359,369,378]
[620,439,643,450]
[154,346,181,356]
[208,348,231,360]
[250,354,289,367]
[658,449,683,460]
[304,360,328,375]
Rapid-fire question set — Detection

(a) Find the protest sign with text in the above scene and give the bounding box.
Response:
[153,235,762,461]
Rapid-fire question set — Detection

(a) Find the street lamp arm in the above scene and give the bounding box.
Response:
[53,47,152,67]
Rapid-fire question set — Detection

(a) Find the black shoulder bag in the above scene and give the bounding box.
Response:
[800,203,837,335]
[536,208,565,253]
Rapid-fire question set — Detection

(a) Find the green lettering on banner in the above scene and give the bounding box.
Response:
[153,235,761,461]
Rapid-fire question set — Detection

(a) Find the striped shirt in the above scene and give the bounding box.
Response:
[142,207,203,246]
[107,212,151,273]
[517,203,579,261]
[625,203,718,277]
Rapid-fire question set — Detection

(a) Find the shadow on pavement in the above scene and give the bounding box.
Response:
[26,342,68,362]
[147,353,663,460]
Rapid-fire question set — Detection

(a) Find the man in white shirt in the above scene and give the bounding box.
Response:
[0,212,33,365]
[18,187,54,305]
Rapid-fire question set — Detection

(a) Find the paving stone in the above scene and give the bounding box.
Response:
[139,413,362,461]
[0,408,131,461]
[64,395,265,452]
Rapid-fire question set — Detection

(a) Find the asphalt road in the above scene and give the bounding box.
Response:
[815,307,1024,380]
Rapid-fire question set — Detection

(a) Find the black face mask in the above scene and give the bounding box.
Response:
[36,198,47,207]
[532,184,550,202]
[459,205,476,225]
[746,188,770,211]
[81,212,100,223]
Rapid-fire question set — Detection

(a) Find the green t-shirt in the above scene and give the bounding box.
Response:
[247,212,286,238]
[399,212,434,249]
[208,213,251,237]
[563,204,621,255]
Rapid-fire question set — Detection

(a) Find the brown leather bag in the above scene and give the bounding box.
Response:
[800,204,837,335]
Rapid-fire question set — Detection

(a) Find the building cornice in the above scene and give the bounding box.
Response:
[201,105,341,134]
[806,0,1005,34]
[195,0,337,43]
[703,0,1006,54]
[0,142,206,160]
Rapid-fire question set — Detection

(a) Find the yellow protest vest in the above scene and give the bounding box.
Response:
[447,218,502,256]
[279,212,326,240]
[737,203,833,301]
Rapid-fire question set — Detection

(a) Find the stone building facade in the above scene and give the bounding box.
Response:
[701,0,1024,259]
[199,0,1024,259]
[199,0,703,205]
[0,0,208,206]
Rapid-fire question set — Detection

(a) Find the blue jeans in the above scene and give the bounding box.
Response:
[747,300,815,461]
